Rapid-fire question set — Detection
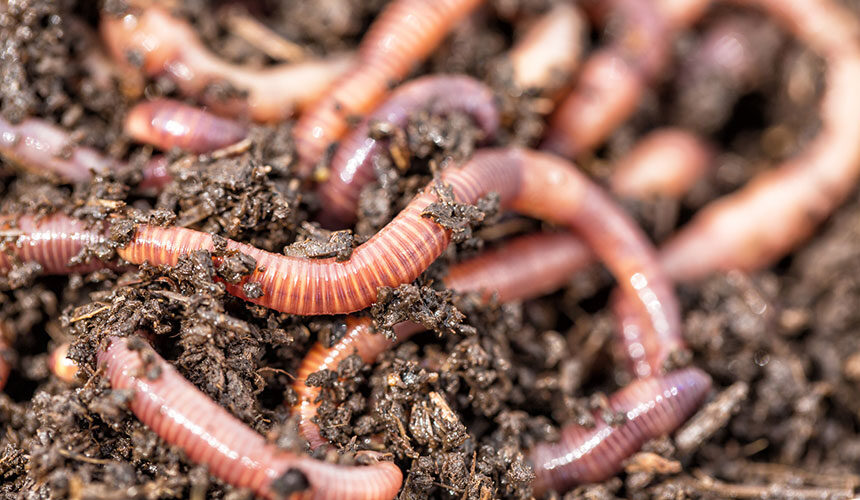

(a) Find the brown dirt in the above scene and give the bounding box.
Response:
[1,1,859,499]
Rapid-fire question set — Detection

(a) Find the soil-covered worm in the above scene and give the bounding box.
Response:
[656,0,860,280]
[294,232,591,448]
[124,99,248,153]
[0,215,110,274]
[541,0,672,157]
[317,75,500,228]
[100,6,353,122]
[49,342,78,384]
[98,336,402,500]
[116,147,680,351]
[506,3,587,95]
[610,128,713,200]
[529,367,712,495]
[293,0,485,171]
[0,116,168,188]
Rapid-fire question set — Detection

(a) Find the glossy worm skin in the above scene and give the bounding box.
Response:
[610,128,713,200]
[125,99,248,153]
[295,232,591,448]
[293,0,485,170]
[100,7,353,122]
[0,116,120,183]
[98,336,402,500]
[49,342,78,384]
[658,0,860,281]
[507,3,587,95]
[0,116,169,187]
[529,367,712,495]
[117,147,680,351]
[541,0,671,157]
[318,75,500,227]
[0,215,108,274]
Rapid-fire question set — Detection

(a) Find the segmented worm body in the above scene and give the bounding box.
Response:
[506,3,587,95]
[295,232,591,448]
[0,215,108,274]
[293,0,485,170]
[125,99,248,153]
[100,7,353,122]
[317,75,500,227]
[610,128,713,199]
[541,0,671,157]
[529,367,712,495]
[49,342,78,384]
[98,336,402,500]
[117,147,680,353]
[659,0,860,281]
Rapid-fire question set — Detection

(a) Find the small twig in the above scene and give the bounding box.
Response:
[70,305,110,323]
[220,7,307,62]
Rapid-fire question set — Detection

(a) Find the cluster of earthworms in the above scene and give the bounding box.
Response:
[2,0,860,498]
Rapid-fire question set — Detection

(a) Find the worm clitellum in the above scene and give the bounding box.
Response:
[293,0,485,171]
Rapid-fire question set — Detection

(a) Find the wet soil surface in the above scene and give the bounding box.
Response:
[1,1,859,499]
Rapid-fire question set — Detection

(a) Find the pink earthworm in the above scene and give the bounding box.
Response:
[292,0,485,171]
[124,98,248,153]
[0,115,168,187]
[610,128,714,199]
[49,342,78,384]
[506,3,588,95]
[98,335,402,500]
[114,147,680,345]
[541,0,673,157]
[657,0,860,281]
[100,6,353,122]
[529,367,712,495]
[294,232,591,448]
[317,75,500,227]
[0,215,109,275]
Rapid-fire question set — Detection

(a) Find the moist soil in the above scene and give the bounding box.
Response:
[1,1,859,499]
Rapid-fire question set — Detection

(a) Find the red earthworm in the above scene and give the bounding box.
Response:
[659,0,860,281]
[100,6,353,122]
[0,115,169,187]
[506,3,587,95]
[0,215,108,275]
[541,0,672,157]
[98,335,402,500]
[124,98,248,153]
[293,0,485,171]
[609,128,713,199]
[116,147,680,343]
[317,75,500,227]
[529,367,712,495]
[294,232,591,448]
[49,342,78,384]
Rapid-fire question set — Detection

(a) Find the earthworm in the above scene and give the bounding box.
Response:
[506,3,587,94]
[0,215,108,275]
[529,367,712,495]
[0,115,169,187]
[541,0,672,157]
[293,0,485,170]
[124,98,248,153]
[317,75,500,227]
[294,232,591,448]
[610,128,713,199]
[116,147,680,343]
[100,6,353,122]
[49,342,78,384]
[658,0,860,281]
[98,335,402,500]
